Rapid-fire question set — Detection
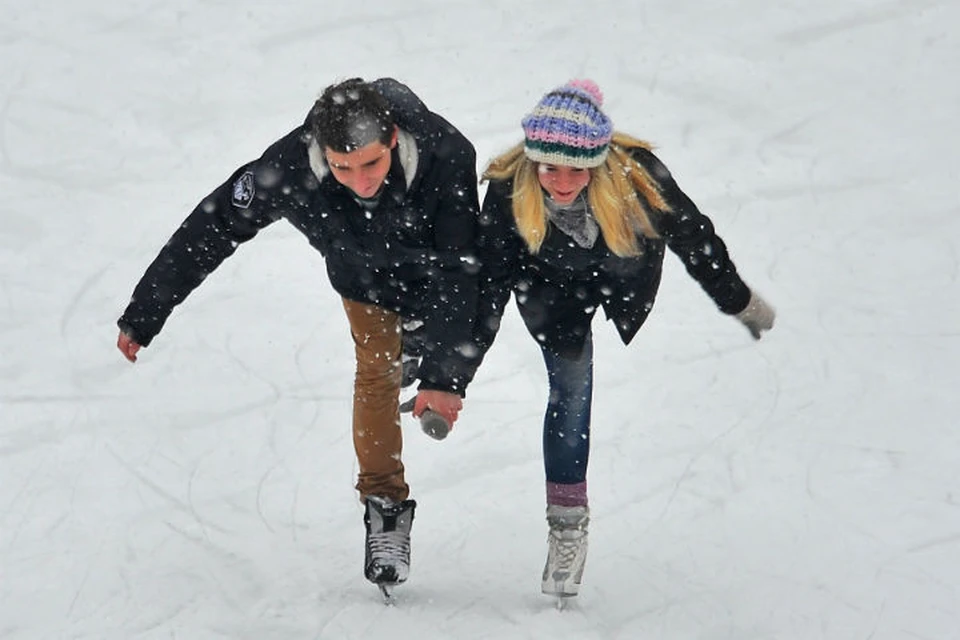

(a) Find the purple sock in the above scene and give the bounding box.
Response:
[546,481,588,507]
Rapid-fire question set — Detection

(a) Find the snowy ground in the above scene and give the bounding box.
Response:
[2,1,959,638]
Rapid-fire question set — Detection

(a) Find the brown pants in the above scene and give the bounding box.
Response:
[341,298,408,503]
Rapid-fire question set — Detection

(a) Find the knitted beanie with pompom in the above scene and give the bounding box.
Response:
[521,79,613,168]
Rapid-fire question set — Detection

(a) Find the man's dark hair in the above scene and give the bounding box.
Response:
[309,78,395,153]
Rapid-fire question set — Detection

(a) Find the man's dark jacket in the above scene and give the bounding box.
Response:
[118,78,481,394]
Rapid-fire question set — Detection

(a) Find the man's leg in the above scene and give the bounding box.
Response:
[341,298,408,503]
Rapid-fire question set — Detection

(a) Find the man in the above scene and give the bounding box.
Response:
[116,78,481,596]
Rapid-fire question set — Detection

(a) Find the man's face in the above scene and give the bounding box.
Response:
[324,128,397,199]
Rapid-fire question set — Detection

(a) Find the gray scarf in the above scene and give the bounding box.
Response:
[545,194,599,249]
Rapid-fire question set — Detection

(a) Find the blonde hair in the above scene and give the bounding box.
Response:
[482,132,671,256]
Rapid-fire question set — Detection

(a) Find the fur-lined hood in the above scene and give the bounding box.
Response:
[303,77,448,193]
[306,127,418,190]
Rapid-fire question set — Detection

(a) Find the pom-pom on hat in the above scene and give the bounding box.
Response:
[521,79,613,169]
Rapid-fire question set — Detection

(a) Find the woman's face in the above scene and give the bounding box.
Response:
[537,163,591,205]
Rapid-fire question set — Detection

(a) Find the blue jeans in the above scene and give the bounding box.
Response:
[541,334,594,485]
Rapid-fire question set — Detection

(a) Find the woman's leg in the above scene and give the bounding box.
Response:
[541,333,594,507]
[540,334,593,597]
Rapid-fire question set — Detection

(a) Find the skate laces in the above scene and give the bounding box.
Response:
[546,507,589,574]
[368,530,410,565]
[548,527,586,571]
[367,530,410,582]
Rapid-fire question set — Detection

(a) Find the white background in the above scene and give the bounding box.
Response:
[2,1,958,638]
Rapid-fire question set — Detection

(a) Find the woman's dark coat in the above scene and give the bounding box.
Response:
[476,147,752,357]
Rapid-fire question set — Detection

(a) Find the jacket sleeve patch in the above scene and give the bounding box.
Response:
[232,171,255,208]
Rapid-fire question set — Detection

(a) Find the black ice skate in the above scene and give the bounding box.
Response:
[363,496,416,602]
[400,318,425,388]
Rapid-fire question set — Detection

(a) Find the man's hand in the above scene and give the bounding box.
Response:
[413,389,463,428]
[117,331,142,363]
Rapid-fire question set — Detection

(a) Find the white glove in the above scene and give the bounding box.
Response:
[735,291,775,340]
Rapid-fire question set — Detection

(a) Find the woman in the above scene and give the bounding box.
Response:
[477,79,775,601]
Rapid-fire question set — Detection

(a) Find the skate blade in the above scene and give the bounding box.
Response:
[378,584,396,605]
[543,581,579,608]
[554,593,578,610]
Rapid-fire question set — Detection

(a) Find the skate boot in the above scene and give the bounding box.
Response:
[400,353,421,388]
[363,496,416,599]
[541,504,589,601]
[400,319,425,388]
